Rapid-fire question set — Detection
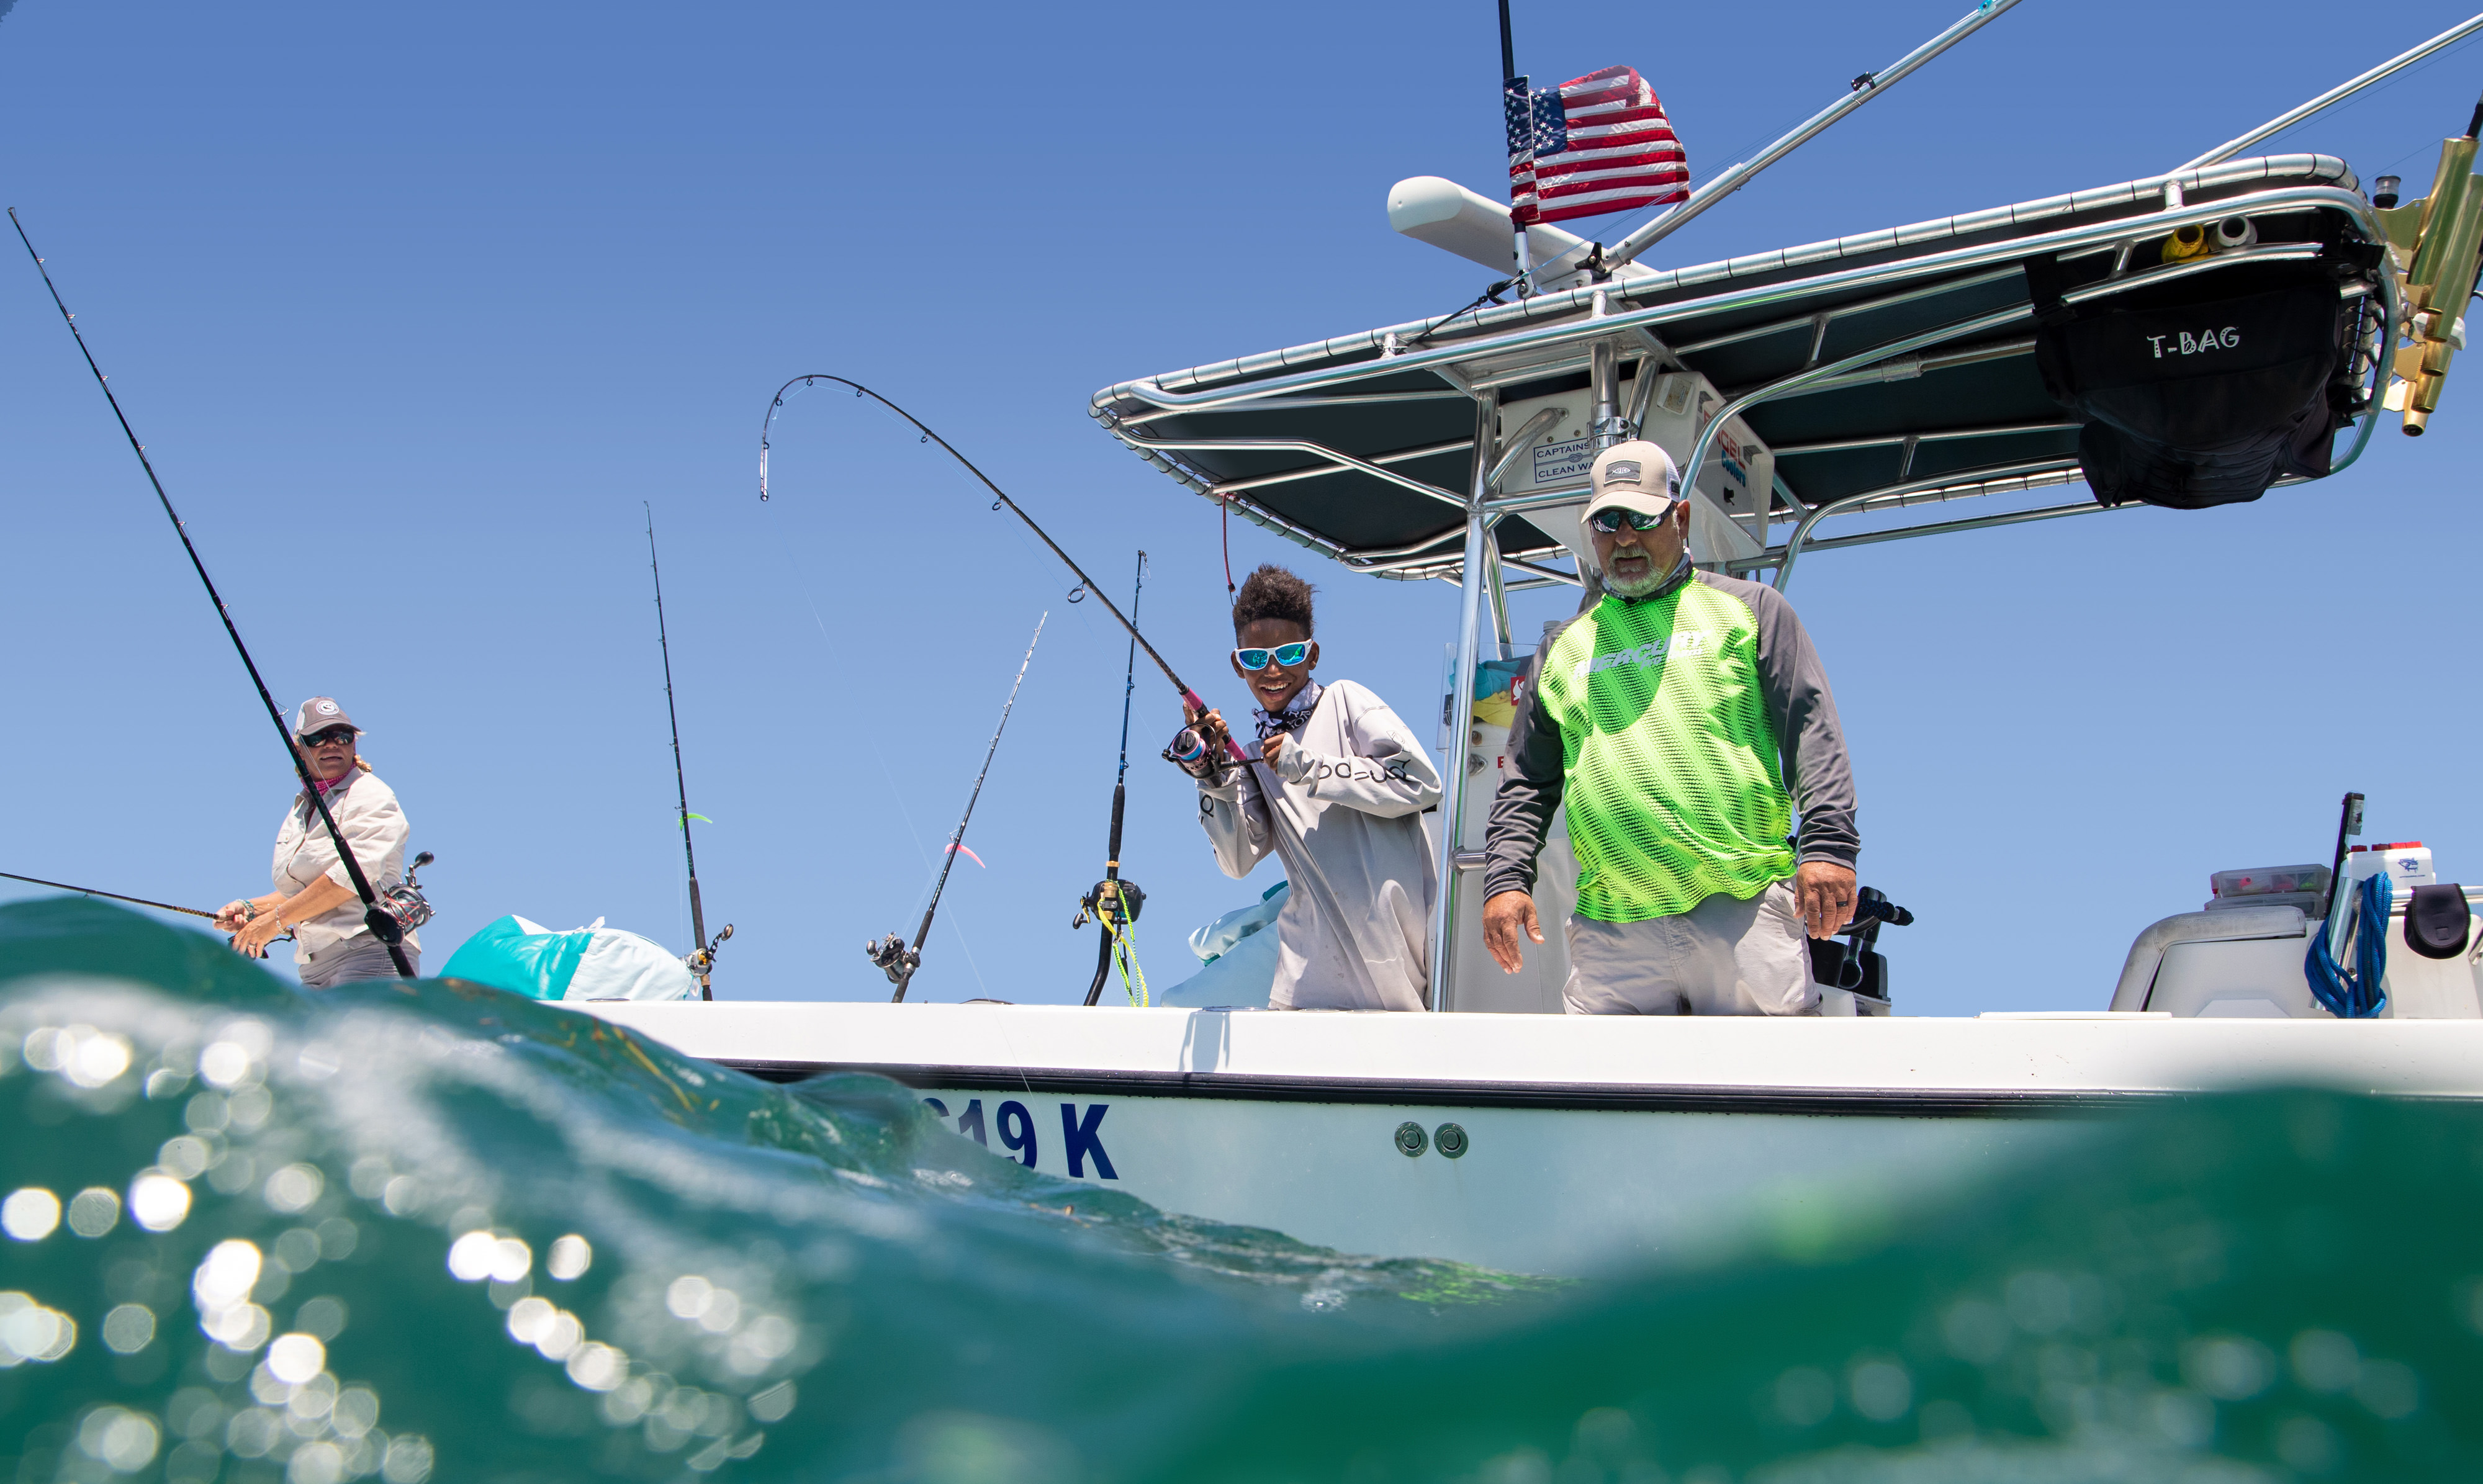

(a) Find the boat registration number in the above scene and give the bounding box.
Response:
[921,1096,1117,1180]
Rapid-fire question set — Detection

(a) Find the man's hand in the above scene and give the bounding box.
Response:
[1482,890,1542,973]
[1258,731,1284,770]
[1795,861,1858,939]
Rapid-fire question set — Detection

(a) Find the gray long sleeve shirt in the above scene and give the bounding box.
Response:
[1196,678,1443,1010]
[1483,560,1857,913]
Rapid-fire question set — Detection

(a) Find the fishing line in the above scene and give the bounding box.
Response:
[9,210,415,978]
[771,536,988,983]
[757,374,1250,767]
[867,612,1047,1002]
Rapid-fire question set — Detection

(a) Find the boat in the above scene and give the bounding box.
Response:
[587,16,2483,1277]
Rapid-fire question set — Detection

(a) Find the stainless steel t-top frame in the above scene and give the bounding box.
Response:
[1096,161,2391,591]
[1093,152,2396,1008]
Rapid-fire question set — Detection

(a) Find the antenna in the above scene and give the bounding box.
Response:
[647,505,727,998]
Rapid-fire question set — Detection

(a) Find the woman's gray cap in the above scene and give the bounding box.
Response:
[292,697,360,737]
[1584,439,1684,519]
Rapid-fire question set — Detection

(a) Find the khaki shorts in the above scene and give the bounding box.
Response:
[1562,880,1818,1016]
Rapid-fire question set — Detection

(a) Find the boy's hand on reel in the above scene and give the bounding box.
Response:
[1167,706,1235,780]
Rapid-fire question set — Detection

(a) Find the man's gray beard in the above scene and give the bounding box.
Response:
[1600,559,1670,598]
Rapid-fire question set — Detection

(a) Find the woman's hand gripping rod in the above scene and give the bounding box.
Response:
[759,375,1250,768]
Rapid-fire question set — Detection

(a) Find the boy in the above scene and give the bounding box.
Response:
[1179,564,1443,1010]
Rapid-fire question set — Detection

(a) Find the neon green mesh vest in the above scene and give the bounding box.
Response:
[1536,583,1795,920]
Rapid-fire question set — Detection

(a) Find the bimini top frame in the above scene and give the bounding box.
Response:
[1089,154,2393,596]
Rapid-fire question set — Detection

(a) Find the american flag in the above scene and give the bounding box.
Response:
[1503,65,1687,227]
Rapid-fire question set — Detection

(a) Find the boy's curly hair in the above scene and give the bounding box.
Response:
[1231,564,1315,635]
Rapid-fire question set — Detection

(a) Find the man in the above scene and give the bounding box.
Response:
[1482,443,1858,1015]
[1179,564,1443,1011]
[214,698,421,986]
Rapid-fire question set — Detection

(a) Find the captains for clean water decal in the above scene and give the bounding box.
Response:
[1531,435,1594,488]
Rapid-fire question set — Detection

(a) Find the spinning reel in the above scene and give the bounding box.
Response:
[863,932,921,992]
[1163,724,1241,782]
[685,922,735,976]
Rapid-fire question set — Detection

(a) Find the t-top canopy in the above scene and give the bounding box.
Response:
[1091,155,2388,589]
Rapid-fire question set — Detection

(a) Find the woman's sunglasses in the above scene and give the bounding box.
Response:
[1588,505,1677,534]
[300,727,357,747]
[1233,642,1310,671]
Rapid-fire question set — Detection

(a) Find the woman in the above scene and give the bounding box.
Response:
[213,697,421,986]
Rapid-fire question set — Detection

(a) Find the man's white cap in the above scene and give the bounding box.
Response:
[1584,441,1683,522]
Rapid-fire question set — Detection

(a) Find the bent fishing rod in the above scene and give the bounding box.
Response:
[10,209,415,978]
[646,505,731,999]
[759,375,1249,767]
[866,612,1048,1002]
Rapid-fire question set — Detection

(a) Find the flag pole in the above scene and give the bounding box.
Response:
[1499,0,1533,288]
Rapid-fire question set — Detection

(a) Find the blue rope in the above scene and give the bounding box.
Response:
[2305,870,2392,1018]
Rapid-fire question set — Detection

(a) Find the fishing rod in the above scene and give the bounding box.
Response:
[9,210,414,978]
[1,871,217,920]
[866,613,1047,1002]
[758,375,1250,770]
[646,505,731,1001]
[1075,552,1150,1007]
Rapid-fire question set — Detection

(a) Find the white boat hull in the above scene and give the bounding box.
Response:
[580,1002,2483,1275]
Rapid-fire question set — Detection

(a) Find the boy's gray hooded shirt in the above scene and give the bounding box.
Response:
[1194,678,1443,1011]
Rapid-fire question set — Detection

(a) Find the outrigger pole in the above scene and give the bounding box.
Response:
[9,210,414,979]
[2176,12,2483,171]
[759,375,1250,767]
[645,505,729,999]
[867,613,1048,1002]
[1605,0,2024,269]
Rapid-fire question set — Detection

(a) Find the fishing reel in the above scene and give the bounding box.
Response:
[863,931,919,987]
[376,850,437,935]
[1163,725,1238,781]
[1072,878,1145,932]
[685,922,734,976]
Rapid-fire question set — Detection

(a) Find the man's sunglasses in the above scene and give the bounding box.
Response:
[1234,642,1311,671]
[300,727,357,747]
[1588,505,1678,534]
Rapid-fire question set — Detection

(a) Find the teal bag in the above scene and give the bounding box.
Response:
[439,915,593,1001]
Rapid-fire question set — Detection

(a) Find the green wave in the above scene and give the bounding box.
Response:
[0,898,2476,1482]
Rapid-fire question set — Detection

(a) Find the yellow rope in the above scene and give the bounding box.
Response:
[1106,916,1150,1007]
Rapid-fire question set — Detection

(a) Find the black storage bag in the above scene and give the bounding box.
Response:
[2032,258,2348,510]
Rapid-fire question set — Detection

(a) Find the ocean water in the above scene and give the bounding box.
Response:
[2,899,2479,1483]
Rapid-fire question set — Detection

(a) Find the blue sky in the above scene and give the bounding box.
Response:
[4,0,2479,1014]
